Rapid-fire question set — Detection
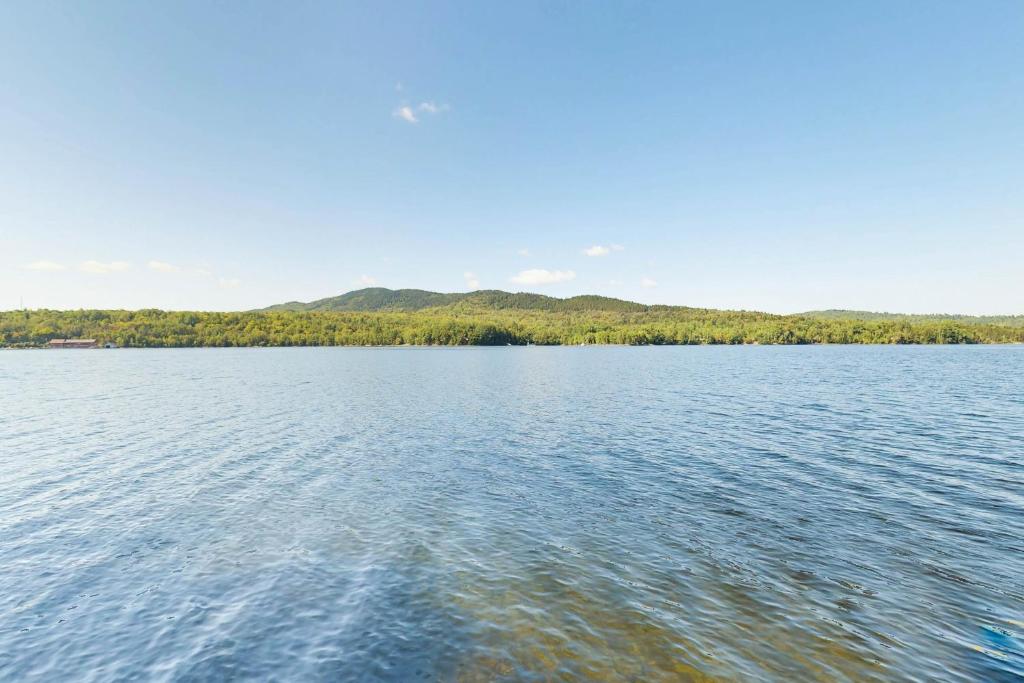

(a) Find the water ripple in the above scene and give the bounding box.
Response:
[1,346,1022,681]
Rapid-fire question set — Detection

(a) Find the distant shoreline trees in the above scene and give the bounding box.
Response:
[2,308,1022,347]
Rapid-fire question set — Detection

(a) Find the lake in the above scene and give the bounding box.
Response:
[1,346,1021,681]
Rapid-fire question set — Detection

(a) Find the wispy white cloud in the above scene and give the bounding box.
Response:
[607,279,623,286]
[641,277,657,288]
[418,101,449,114]
[147,260,180,273]
[510,269,576,285]
[393,106,418,124]
[24,260,65,271]
[464,271,480,290]
[584,244,624,257]
[149,259,235,288]
[517,248,531,257]
[393,100,449,124]
[358,274,378,286]
[80,260,131,274]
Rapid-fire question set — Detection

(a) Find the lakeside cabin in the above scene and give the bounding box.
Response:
[48,338,98,349]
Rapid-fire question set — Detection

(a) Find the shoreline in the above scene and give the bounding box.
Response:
[4,341,1023,350]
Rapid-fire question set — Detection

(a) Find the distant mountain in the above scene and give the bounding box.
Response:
[260,290,1024,326]
[801,309,1024,327]
[263,288,462,312]
[261,287,653,313]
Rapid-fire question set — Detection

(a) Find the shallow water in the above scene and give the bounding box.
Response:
[1,346,1022,682]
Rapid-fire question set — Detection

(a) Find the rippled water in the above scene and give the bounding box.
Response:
[1,347,1022,681]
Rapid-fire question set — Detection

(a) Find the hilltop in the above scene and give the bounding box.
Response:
[260,287,653,313]
[263,288,1024,325]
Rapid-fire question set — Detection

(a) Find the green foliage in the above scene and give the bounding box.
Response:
[264,288,463,312]
[802,309,1024,327]
[2,306,1022,348]
[259,287,650,313]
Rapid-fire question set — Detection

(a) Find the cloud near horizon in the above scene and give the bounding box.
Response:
[80,260,131,274]
[584,244,624,257]
[358,274,378,286]
[24,260,66,271]
[464,271,480,290]
[641,277,657,288]
[148,260,238,290]
[510,269,576,285]
[147,260,180,273]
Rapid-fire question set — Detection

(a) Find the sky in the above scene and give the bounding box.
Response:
[1,1,1022,314]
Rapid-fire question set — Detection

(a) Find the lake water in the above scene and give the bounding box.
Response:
[1,346,1022,681]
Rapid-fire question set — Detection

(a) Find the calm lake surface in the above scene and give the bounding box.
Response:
[1,346,1022,682]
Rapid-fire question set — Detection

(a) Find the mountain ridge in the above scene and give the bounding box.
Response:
[259,287,656,313]
[260,288,1023,325]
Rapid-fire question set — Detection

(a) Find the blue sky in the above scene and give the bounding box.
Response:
[2,1,1022,313]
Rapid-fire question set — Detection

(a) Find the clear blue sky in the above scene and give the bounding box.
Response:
[2,1,1022,313]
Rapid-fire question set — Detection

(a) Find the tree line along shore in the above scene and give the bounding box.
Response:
[3,308,1023,348]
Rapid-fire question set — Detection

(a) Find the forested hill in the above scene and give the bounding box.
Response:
[802,309,1024,327]
[263,288,462,311]
[263,290,1024,325]
[261,288,651,313]
[4,305,1024,348]
[4,288,1024,347]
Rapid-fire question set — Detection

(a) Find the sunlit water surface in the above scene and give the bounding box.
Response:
[1,347,1022,682]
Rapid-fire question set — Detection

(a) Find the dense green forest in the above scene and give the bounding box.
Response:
[802,309,1024,327]
[261,288,651,313]
[3,297,1023,347]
